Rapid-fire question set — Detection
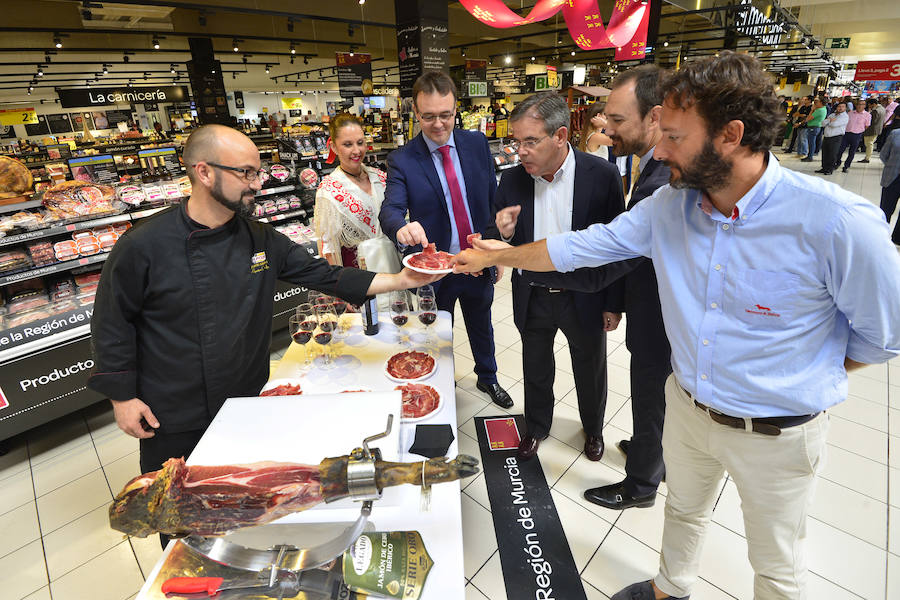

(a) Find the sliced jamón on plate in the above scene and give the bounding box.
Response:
[385,350,436,381]
[403,243,455,273]
[395,383,441,421]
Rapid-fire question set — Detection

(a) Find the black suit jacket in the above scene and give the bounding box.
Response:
[494,149,626,332]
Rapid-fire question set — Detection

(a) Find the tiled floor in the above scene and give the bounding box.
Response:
[1,150,898,600]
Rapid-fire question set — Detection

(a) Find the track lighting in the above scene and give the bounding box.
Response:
[170,65,176,74]
[664,41,669,47]
[233,39,240,52]
[265,64,270,73]
[303,56,309,65]
[531,56,536,61]
[290,43,296,55]
[348,24,354,37]
[198,11,206,26]
[504,55,511,64]
[461,47,467,57]
[37,66,44,76]
[153,37,160,50]
[571,50,576,56]
[349,47,355,57]
[54,36,62,48]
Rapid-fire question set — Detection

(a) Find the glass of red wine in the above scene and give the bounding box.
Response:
[417,285,437,352]
[332,297,349,334]
[313,300,335,367]
[390,290,411,347]
[291,303,316,366]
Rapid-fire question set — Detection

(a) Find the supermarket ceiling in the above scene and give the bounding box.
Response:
[0,0,897,103]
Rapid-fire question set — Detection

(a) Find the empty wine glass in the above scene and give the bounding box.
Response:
[417,285,437,352]
[390,290,411,347]
[313,300,336,367]
[291,303,316,366]
[332,297,349,334]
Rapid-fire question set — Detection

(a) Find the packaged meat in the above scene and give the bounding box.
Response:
[49,277,76,301]
[275,197,290,212]
[26,241,55,267]
[116,184,146,206]
[74,271,101,287]
[176,175,192,197]
[269,163,292,183]
[0,248,33,274]
[288,194,302,209]
[77,243,101,256]
[0,155,33,196]
[298,167,319,189]
[75,234,99,246]
[108,454,479,538]
[42,181,120,219]
[112,222,131,235]
[163,180,181,200]
[6,293,49,315]
[343,531,433,600]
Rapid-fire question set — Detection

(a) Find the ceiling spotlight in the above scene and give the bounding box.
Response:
[233,39,240,52]
[123,54,129,63]
[359,0,365,4]
[102,65,107,74]
[153,37,160,50]
[349,47,355,57]
[531,56,536,61]
[571,50,576,56]
[28,85,33,91]
[606,61,611,65]
[37,66,44,76]
[170,65,176,74]
[54,36,62,48]
[211,69,216,74]
[664,41,669,47]
[303,56,309,65]
[265,64,270,73]
[461,47,467,57]
[504,55,511,64]
[27,89,32,95]
[290,43,296,54]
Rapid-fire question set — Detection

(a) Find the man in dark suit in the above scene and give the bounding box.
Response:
[493,92,625,461]
[380,71,512,408]
[582,65,674,510]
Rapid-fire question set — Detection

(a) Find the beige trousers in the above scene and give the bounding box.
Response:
[864,135,877,161]
[655,377,829,599]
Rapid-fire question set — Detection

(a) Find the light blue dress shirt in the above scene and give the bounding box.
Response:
[547,153,900,417]
[423,132,475,254]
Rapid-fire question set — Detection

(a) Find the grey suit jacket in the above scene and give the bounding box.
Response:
[881,129,900,187]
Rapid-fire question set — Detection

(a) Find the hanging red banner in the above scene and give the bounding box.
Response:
[459,0,651,61]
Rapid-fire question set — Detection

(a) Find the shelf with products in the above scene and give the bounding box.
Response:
[0,213,132,248]
[0,251,108,286]
[257,208,308,224]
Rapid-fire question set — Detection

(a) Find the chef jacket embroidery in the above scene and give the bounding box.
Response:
[250,251,269,273]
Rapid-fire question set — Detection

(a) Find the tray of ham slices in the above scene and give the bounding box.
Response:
[402,243,456,273]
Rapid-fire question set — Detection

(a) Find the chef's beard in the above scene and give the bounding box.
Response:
[211,177,255,218]
[666,139,732,193]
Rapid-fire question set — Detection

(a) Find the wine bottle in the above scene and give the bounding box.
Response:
[357,255,380,336]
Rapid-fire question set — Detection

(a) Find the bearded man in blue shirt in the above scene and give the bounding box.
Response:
[452,52,900,600]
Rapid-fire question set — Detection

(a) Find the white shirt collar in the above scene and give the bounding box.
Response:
[532,143,574,184]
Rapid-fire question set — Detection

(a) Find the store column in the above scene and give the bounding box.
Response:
[394,0,449,97]
[186,38,231,125]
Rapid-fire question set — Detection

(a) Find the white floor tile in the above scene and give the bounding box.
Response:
[0,439,31,482]
[91,425,139,466]
[547,400,588,451]
[554,345,575,375]
[853,362,888,383]
[35,469,111,535]
[848,371,889,405]
[807,517,886,600]
[538,435,582,487]
[494,347,523,381]
[470,551,508,600]
[129,534,164,578]
[454,342,474,360]
[21,586,51,600]
[826,415,888,464]
[454,354,477,382]
[0,468,35,518]
[553,455,626,523]
[491,320,521,349]
[461,493,498,580]
[552,369,577,401]
[808,572,865,600]
[31,441,101,498]
[888,553,900,600]
[818,444,887,501]
[615,491,668,552]
[597,425,631,477]
[892,468,900,509]
[607,398,634,435]
[49,540,143,600]
[461,471,491,512]
[809,476,887,549]
[455,386,490,427]
[606,364,631,398]
[583,581,612,600]
[698,522,754,600]
[465,583,491,600]
[551,489,613,572]
[0,501,41,560]
[712,479,745,537]
[43,505,127,581]
[828,393,890,433]
[103,451,140,497]
[0,540,48,600]
[581,527,659,598]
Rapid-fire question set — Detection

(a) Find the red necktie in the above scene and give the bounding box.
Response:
[437,145,473,250]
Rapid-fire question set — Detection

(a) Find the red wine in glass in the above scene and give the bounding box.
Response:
[292,330,313,344]
[320,320,337,332]
[392,314,409,327]
[315,332,332,345]
[418,311,436,326]
[300,319,317,332]
[332,301,348,316]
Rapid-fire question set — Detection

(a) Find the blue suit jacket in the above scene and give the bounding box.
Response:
[881,129,900,188]
[379,130,498,251]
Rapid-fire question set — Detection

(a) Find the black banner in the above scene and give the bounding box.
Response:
[420,19,449,73]
[24,114,49,136]
[46,113,73,134]
[465,59,487,82]
[69,112,94,131]
[0,124,15,139]
[58,85,190,108]
[234,90,245,109]
[186,59,231,125]
[395,1,449,97]
[474,415,587,600]
[0,305,93,353]
[336,52,374,99]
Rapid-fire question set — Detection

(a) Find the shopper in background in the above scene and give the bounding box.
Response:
[837,100,871,172]
[799,96,826,161]
[89,125,443,548]
[493,92,624,462]
[861,98,886,163]
[578,101,614,162]
[784,95,810,153]
[879,128,900,245]
[878,96,898,150]
[380,70,513,409]
[315,113,387,267]
[452,52,900,600]
[817,100,848,175]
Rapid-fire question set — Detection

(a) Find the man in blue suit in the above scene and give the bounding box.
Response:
[880,128,900,245]
[379,71,513,408]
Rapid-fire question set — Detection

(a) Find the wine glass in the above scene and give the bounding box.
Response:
[417,285,437,352]
[291,303,316,366]
[332,297,349,334]
[390,290,411,347]
[313,300,336,367]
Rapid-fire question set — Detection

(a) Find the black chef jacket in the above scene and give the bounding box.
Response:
[87,201,375,433]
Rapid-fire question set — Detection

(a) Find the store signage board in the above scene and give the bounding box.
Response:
[465,59,487,82]
[0,305,93,353]
[534,74,562,91]
[467,81,488,98]
[854,60,900,81]
[68,154,118,185]
[24,114,50,136]
[825,37,851,49]
[281,97,303,110]
[0,107,38,126]
[336,52,374,99]
[138,146,180,173]
[57,85,190,108]
[46,113,73,134]
[547,66,558,88]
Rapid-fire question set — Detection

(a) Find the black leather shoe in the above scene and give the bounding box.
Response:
[859,159,870,163]
[476,380,513,408]
[517,434,545,460]
[800,157,814,162]
[842,167,849,172]
[618,439,630,456]
[584,435,604,461]
[584,481,656,510]
[611,580,689,600]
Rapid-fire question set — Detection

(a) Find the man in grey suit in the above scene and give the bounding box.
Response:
[880,129,900,245]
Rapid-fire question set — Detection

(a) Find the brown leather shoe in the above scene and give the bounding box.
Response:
[517,435,544,461]
[584,435,605,461]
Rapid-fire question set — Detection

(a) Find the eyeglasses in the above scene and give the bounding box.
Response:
[418,111,455,124]
[507,135,549,152]
[196,162,265,182]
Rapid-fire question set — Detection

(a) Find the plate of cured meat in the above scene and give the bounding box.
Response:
[384,350,436,382]
[395,383,442,422]
[402,243,455,274]
[259,379,303,396]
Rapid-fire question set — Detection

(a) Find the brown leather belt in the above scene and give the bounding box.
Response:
[682,386,818,436]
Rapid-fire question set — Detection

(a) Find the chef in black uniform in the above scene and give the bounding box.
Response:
[88,125,441,546]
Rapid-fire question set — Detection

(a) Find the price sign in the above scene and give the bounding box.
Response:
[0,107,38,126]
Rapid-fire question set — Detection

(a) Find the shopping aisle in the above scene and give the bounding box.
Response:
[0,151,897,600]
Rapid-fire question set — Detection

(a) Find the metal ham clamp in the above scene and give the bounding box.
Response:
[174,416,395,597]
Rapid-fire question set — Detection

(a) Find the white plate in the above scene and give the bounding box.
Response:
[396,384,443,423]
[383,351,437,382]
[402,252,454,274]
[259,378,304,396]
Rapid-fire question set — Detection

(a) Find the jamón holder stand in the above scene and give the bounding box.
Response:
[179,416,394,586]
